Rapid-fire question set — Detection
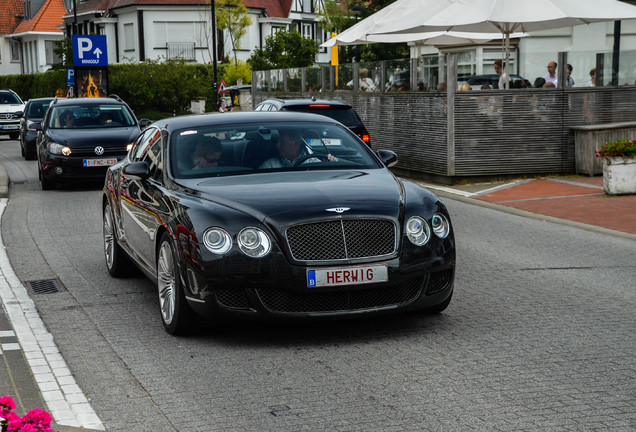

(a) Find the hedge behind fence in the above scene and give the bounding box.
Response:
[0,62,234,119]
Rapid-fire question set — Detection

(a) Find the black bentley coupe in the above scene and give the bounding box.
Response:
[103,111,456,334]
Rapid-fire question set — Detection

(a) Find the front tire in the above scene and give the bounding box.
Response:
[157,232,192,335]
[40,171,55,190]
[103,202,131,277]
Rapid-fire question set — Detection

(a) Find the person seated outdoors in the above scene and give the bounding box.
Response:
[260,129,338,169]
[192,136,223,170]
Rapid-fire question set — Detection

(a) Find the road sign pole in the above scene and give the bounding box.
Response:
[211,0,218,111]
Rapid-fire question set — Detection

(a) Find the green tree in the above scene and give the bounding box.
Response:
[247,31,318,70]
[318,0,408,63]
[52,37,73,68]
[216,0,252,68]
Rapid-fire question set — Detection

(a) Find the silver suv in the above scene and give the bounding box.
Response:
[0,89,25,140]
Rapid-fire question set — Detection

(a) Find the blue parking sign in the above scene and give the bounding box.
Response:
[72,35,108,67]
[66,68,74,87]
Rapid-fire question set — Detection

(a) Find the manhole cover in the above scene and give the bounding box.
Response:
[24,279,66,295]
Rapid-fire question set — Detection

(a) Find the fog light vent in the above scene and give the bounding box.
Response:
[24,279,66,295]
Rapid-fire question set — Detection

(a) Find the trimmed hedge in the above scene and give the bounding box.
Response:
[0,62,240,120]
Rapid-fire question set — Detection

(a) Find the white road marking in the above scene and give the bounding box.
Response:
[0,198,104,430]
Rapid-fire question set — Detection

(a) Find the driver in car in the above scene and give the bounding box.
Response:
[259,129,338,169]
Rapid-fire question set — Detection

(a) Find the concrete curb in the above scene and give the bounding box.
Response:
[0,162,8,198]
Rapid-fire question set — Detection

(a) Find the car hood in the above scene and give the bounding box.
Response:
[0,104,25,114]
[190,169,404,225]
[47,127,139,148]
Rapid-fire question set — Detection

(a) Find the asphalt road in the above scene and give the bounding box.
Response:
[0,138,634,431]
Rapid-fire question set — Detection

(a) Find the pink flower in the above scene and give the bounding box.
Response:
[22,408,52,428]
[0,396,16,415]
[6,412,23,432]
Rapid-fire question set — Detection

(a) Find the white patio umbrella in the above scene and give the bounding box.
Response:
[364,0,636,86]
[322,30,527,47]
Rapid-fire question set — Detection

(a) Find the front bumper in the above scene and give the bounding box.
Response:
[41,153,127,182]
[0,121,20,135]
[184,250,456,319]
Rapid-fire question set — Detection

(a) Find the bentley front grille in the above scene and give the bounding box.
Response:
[286,219,396,262]
[255,276,424,314]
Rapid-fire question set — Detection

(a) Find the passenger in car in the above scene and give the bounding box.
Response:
[192,136,223,170]
[61,110,75,128]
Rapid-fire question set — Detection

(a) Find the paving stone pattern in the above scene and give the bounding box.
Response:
[0,144,634,431]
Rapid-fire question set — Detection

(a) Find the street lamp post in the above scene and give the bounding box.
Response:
[211,0,219,111]
[351,5,361,63]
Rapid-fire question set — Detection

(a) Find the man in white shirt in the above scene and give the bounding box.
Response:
[543,61,558,87]
[494,59,508,89]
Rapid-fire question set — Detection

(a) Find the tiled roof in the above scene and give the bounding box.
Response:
[103,0,292,19]
[13,0,66,33]
[73,0,113,16]
[0,0,23,34]
[244,0,292,18]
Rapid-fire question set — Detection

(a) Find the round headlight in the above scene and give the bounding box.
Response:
[49,142,71,156]
[202,227,232,255]
[406,216,430,246]
[431,213,450,238]
[238,227,271,258]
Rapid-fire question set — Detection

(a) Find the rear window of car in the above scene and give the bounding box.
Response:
[47,104,137,129]
[27,101,51,118]
[170,121,381,179]
[282,105,362,126]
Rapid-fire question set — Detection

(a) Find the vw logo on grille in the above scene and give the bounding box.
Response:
[326,207,350,214]
[94,146,105,155]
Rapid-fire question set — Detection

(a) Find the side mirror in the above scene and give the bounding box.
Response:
[123,161,151,179]
[377,149,398,168]
[139,119,152,129]
[32,122,42,131]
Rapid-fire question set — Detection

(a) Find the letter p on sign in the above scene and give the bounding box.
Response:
[78,38,92,59]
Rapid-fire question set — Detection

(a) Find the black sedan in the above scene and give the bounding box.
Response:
[19,97,53,160]
[35,96,150,190]
[103,112,455,334]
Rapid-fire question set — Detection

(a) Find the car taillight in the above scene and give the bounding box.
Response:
[309,104,331,107]
[360,133,370,143]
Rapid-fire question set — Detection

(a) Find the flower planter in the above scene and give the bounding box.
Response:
[603,157,636,195]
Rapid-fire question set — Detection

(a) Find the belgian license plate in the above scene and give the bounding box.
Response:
[83,158,117,167]
[307,264,388,288]
[0,125,18,130]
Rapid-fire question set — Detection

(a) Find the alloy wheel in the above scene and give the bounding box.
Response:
[103,205,115,269]
[157,241,176,325]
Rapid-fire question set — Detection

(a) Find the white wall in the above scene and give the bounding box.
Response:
[0,37,23,76]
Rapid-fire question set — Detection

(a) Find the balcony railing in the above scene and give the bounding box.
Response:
[166,42,195,61]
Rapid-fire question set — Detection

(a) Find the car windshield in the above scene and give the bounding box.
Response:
[0,92,22,104]
[27,100,51,118]
[170,121,381,179]
[47,104,136,129]
[283,105,361,126]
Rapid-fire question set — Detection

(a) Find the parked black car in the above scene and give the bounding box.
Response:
[458,74,527,89]
[19,97,54,160]
[255,98,372,147]
[0,89,25,140]
[35,96,150,190]
[102,111,456,334]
